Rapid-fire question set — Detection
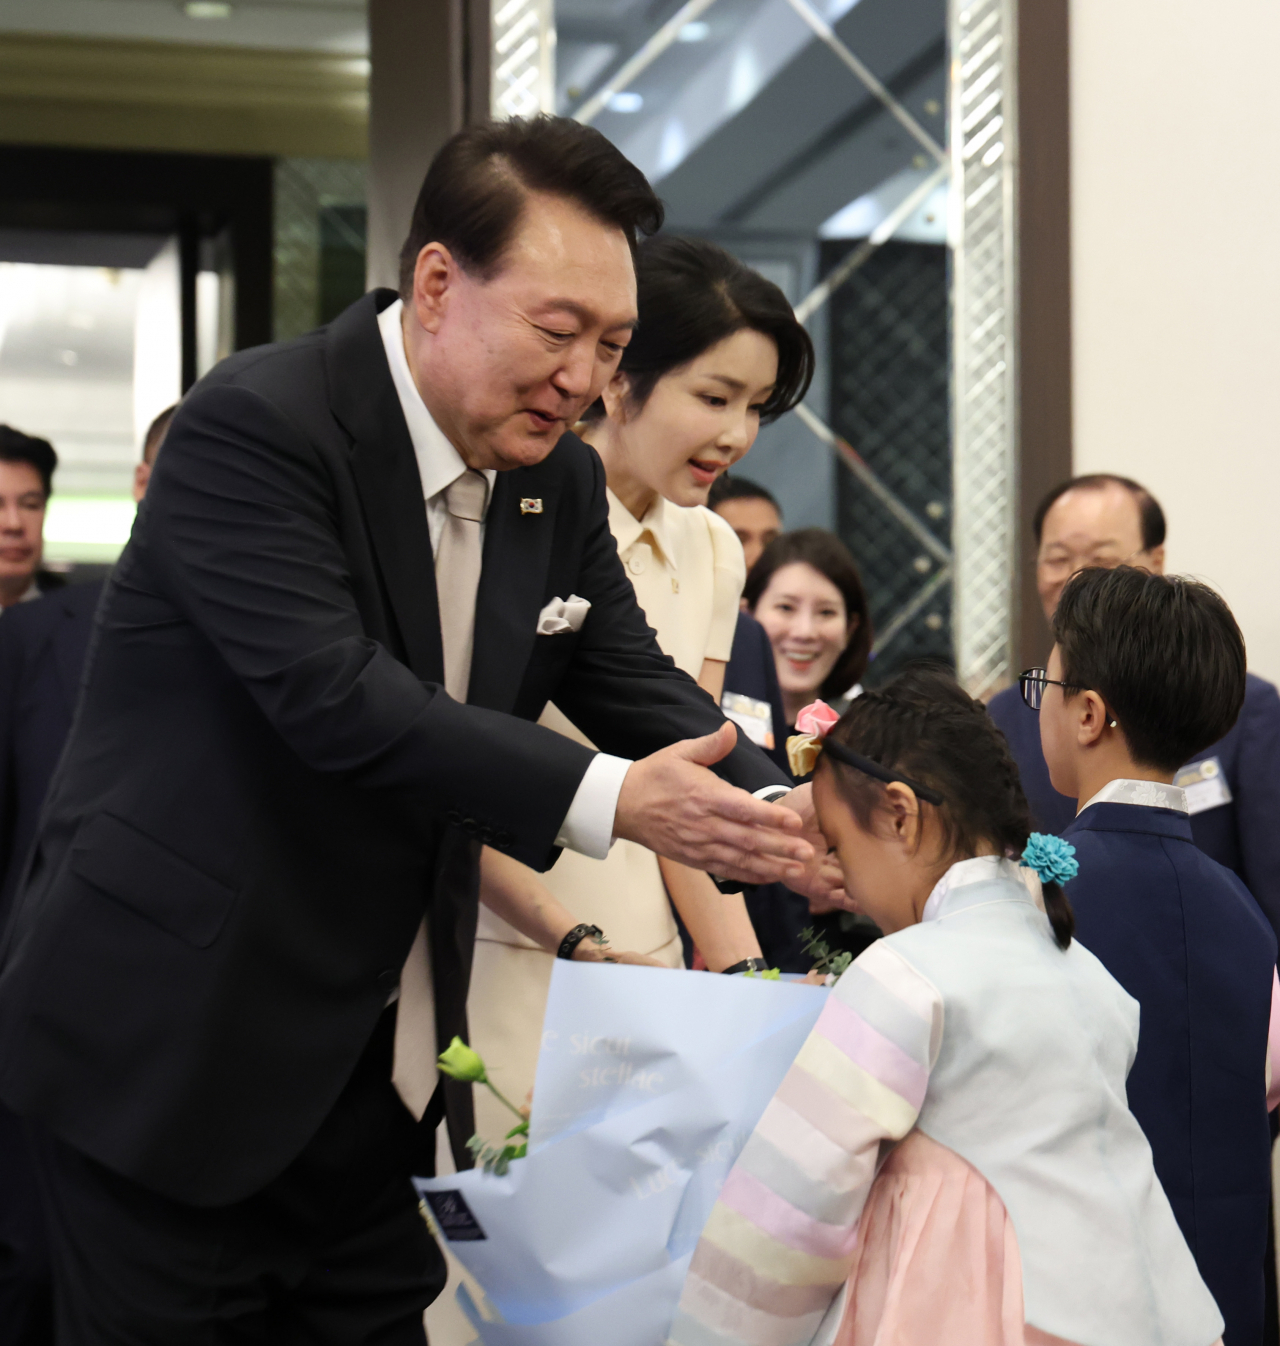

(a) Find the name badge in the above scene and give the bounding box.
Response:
[722,691,774,749]
[1173,756,1233,816]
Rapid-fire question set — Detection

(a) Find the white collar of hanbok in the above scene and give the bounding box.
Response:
[921,854,1027,924]
[1078,777,1188,815]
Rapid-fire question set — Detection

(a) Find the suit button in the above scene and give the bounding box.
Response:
[377,968,398,993]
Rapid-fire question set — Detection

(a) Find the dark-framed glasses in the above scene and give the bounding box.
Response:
[1019,667,1077,711]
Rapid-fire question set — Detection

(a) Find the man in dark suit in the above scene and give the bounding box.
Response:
[0,428,68,613]
[0,405,176,913]
[989,472,1280,944]
[0,586,100,1346]
[0,118,823,1343]
[0,402,174,1346]
[0,578,102,1346]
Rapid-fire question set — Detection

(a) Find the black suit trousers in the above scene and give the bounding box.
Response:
[30,1008,444,1345]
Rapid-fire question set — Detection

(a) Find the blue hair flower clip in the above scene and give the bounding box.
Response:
[1021,832,1079,886]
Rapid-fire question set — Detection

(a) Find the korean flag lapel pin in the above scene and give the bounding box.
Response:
[520,497,544,515]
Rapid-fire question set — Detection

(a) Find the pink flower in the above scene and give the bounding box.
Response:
[794,700,840,737]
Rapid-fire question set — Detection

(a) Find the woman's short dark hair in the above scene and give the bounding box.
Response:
[0,425,57,498]
[583,235,814,424]
[822,666,1074,949]
[398,115,663,295]
[743,528,873,696]
[1052,566,1246,772]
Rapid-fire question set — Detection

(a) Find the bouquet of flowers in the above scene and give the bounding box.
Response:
[416,961,828,1345]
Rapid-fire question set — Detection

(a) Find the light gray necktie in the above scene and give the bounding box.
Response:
[435,468,489,702]
[392,466,489,1121]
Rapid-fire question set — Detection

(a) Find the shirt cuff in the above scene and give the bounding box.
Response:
[754,785,792,804]
[555,753,633,860]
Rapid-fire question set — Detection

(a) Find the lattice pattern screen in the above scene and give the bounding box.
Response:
[826,239,951,686]
[949,0,1018,698]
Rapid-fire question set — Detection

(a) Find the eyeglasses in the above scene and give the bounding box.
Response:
[1034,548,1147,581]
[1019,667,1079,711]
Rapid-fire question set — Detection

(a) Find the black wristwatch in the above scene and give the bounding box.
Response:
[557,923,605,960]
[721,957,769,976]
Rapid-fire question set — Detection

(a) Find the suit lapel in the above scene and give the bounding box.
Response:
[469,464,558,713]
[325,291,444,682]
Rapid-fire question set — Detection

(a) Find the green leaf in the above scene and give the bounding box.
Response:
[504,1120,530,1140]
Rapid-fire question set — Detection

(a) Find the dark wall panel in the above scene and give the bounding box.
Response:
[826,239,951,686]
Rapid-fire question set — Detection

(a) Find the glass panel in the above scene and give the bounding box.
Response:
[0,231,183,564]
[560,0,950,686]
[273,158,367,343]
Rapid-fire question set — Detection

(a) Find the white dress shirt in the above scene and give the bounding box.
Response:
[377,299,629,859]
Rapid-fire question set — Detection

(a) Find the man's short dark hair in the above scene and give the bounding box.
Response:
[708,474,780,512]
[144,404,178,466]
[1053,566,1245,772]
[1033,474,1166,552]
[0,425,57,498]
[398,115,664,297]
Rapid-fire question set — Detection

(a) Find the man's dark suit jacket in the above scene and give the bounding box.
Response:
[0,582,102,1346]
[0,581,103,925]
[1063,802,1276,1346]
[990,674,1280,942]
[722,612,810,971]
[0,290,786,1209]
[722,611,788,778]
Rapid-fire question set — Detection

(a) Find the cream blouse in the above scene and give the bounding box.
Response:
[475,488,746,954]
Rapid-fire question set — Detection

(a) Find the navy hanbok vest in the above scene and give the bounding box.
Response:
[1064,800,1276,1346]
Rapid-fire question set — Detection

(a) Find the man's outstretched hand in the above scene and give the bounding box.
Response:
[614,723,813,885]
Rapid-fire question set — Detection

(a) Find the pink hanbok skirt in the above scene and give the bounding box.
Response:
[835,1130,1222,1346]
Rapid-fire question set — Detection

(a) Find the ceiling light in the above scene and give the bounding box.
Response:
[607,91,644,113]
[678,21,710,41]
[184,1,233,18]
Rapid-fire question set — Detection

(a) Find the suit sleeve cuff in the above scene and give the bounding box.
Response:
[555,753,633,860]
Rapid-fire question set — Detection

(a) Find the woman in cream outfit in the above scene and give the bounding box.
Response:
[466,236,816,1144]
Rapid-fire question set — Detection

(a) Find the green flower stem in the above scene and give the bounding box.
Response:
[482,1077,527,1125]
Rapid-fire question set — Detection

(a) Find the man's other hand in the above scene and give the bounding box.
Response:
[773,782,854,909]
[614,723,812,884]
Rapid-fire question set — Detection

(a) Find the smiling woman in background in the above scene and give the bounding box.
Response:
[744,527,873,731]
[467,235,814,1144]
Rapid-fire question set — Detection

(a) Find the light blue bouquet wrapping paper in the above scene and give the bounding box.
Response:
[415,961,827,1344]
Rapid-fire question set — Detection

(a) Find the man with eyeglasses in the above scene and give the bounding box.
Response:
[989,473,1280,944]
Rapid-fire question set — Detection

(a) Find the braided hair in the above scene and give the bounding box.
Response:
[821,666,1075,949]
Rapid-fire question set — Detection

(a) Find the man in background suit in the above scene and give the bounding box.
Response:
[0,118,828,1344]
[0,403,174,1346]
[0,429,66,614]
[708,473,781,572]
[989,473,1280,944]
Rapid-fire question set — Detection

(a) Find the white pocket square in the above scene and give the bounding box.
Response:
[536,595,591,635]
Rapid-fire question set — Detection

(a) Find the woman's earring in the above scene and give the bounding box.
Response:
[1108,719,1118,728]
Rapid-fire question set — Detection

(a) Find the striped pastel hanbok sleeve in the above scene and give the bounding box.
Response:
[669,940,943,1346]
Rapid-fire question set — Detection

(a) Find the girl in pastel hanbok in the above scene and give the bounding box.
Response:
[670,667,1224,1346]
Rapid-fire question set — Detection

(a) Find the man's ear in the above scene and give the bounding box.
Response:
[1075,689,1111,749]
[412,243,455,335]
[1146,544,1166,576]
[600,371,633,423]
